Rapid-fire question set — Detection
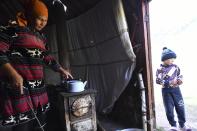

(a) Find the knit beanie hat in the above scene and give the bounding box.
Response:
[161,47,177,61]
[16,0,48,27]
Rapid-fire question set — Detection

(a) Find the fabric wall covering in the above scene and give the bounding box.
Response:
[66,0,136,113]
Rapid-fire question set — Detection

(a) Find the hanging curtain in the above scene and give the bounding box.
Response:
[66,0,136,113]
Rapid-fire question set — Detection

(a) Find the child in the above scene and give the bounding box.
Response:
[156,47,191,131]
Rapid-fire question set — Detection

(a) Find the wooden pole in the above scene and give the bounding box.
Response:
[140,0,155,130]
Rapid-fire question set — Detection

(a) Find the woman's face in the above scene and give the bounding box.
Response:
[34,16,48,31]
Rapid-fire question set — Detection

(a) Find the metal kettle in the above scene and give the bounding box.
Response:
[65,79,87,92]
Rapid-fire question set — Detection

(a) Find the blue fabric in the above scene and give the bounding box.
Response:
[161,48,177,61]
[162,87,186,127]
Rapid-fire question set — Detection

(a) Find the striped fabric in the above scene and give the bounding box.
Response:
[0,26,60,125]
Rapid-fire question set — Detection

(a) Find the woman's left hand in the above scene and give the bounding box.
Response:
[59,67,73,79]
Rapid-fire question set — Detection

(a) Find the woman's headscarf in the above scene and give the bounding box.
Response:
[16,0,48,27]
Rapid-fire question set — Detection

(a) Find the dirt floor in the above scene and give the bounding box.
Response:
[154,87,197,131]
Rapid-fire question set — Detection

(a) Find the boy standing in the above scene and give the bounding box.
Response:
[156,47,191,131]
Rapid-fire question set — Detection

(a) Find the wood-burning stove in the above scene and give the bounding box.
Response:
[58,89,97,131]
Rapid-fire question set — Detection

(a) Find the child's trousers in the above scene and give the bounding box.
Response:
[162,87,186,127]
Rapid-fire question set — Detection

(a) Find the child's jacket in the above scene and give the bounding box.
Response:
[156,64,183,88]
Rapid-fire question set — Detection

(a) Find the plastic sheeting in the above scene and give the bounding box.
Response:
[66,0,136,113]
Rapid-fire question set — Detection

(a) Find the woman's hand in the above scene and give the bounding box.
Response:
[59,67,73,79]
[11,72,24,94]
[1,63,24,94]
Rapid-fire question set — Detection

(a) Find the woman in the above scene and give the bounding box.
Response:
[0,0,72,130]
